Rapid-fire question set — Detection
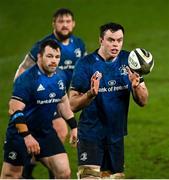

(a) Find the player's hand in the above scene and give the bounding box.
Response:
[126,67,140,88]
[69,128,77,147]
[24,134,40,155]
[90,71,102,97]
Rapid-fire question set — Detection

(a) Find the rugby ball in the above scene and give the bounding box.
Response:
[128,48,154,75]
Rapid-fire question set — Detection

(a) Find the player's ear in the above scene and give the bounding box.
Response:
[52,18,57,29]
[52,21,55,29]
[37,53,42,61]
[72,20,75,28]
[99,37,103,44]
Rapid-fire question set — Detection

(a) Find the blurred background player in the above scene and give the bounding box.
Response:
[1,39,77,179]
[69,22,149,179]
[14,8,87,178]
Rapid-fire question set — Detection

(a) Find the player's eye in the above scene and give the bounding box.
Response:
[117,38,123,43]
[66,20,72,23]
[55,55,60,59]
[107,38,113,42]
[57,20,64,23]
[46,54,53,58]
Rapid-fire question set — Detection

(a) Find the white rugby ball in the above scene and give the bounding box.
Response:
[128,48,154,75]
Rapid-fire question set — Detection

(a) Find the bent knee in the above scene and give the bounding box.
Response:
[55,168,71,179]
[1,163,22,179]
[77,165,101,179]
[1,170,22,179]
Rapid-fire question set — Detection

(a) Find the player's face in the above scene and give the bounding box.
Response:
[53,14,75,40]
[39,46,61,76]
[99,29,124,60]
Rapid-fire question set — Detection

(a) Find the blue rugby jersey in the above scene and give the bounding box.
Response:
[6,65,66,139]
[71,50,131,143]
[29,34,86,90]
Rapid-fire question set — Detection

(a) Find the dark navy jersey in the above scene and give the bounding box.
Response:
[71,50,131,143]
[6,65,66,139]
[29,33,86,90]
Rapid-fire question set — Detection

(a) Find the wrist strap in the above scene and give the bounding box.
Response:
[20,131,30,137]
[134,76,144,89]
[66,117,77,129]
[139,76,144,83]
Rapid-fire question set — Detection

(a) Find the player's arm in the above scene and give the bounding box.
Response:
[127,67,148,106]
[14,54,35,81]
[69,90,94,113]
[57,94,75,121]
[9,98,40,154]
[57,94,78,146]
[69,71,102,112]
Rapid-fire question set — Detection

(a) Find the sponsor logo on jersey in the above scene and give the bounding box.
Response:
[37,84,45,91]
[37,98,61,104]
[80,152,87,161]
[49,92,56,98]
[108,80,116,86]
[59,65,75,70]
[8,151,17,160]
[99,84,128,92]
[64,60,72,65]
[59,60,74,70]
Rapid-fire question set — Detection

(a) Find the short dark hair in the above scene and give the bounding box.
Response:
[39,39,60,54]
[100,22,124,38]
[53,8,74,21]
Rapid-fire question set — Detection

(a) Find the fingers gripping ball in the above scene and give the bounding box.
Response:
[128,48,154,75]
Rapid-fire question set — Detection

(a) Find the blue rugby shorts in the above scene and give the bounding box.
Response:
[3,132,65,166]
[77,138,124,173]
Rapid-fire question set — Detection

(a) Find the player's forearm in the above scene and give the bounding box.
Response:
[69,90,95,112]
[57,94,75,120]
[57,99,78,130]
[132,83,148,106]
[60,108,74,120]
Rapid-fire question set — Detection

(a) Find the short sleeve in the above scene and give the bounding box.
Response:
[12,74,32,103]
[71,57,90,93]
[78,38,87,57]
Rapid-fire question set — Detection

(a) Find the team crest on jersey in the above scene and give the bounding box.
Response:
[80,152,87,161]
[74,48,81,58]
[119,65,128,75]
[58,80,64,90]
[8,151,17,160]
